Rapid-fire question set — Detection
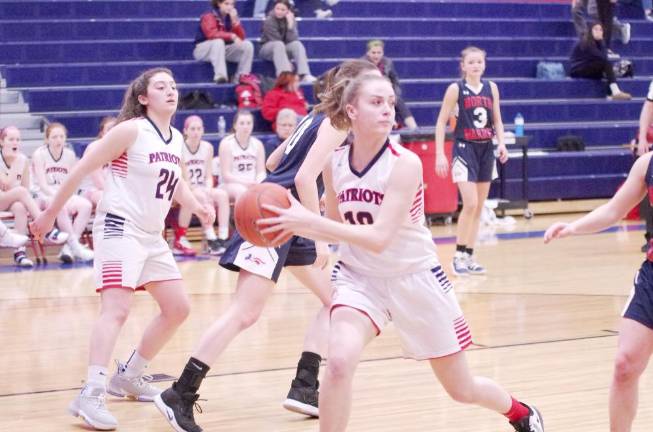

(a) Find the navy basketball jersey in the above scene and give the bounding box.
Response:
[647,155,653,205]
[265,112,327,197]
[454,79,495,142]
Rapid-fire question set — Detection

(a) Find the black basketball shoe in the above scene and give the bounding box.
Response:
[510,402,544,432]
[282,377,319,417]
[154,384,203,432]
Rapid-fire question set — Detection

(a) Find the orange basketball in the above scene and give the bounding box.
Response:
[234,183,293,247]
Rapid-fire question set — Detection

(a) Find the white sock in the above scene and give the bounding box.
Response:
[204,227,217,241]
[609,83,621,95]
[218,227,229,240]
[87,365,108,389]
[123,350,149,378]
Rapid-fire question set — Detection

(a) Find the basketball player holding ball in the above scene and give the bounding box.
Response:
[260,74,543,432]
[155,59,381,432]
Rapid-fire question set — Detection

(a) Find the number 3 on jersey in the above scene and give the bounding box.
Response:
[155,168,179,201]
[472,107,488,129]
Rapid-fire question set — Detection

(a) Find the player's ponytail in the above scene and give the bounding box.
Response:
[116,67,174,124]
[314,59,379,131]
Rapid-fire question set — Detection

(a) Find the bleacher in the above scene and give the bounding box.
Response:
[0,0,651,202]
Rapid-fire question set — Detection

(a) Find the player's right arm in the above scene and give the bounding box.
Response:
[434,83,459,178]
[545,153,651,243]
[266,138,288,172]
[30,121,137,239]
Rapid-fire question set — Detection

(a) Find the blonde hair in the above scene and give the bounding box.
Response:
[459,46,487,78]
[366,39,384,51]
[116,67,175,123]
[313,59,379,130]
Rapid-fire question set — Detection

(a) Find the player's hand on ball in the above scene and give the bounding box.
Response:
[259,191,314,237]
[543,222,574,243]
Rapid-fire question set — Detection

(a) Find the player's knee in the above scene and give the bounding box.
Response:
[236,306,263,330]
[613,350,645,384]
[461,200,478,213]
[11,201,27,215]
[324,352,356,382]
[165,299,191,325]
[103,303,130,326]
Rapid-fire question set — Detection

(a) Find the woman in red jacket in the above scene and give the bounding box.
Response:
[262,71,308,131]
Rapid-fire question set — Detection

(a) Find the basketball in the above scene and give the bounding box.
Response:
[234,183,292,247]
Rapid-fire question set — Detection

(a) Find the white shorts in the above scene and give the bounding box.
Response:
[92,212,181,292]
[331,262,472,360]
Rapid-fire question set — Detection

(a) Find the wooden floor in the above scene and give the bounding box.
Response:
[1,213,652,431]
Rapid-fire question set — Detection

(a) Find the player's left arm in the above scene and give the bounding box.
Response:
[321,153,342,223]
[263,151,421,253]
[173,176,215,225]
[205,141,215,188]
[490,81,508,163]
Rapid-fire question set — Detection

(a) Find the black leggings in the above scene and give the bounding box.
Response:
[595,0,615,48]
[570,59,616,84]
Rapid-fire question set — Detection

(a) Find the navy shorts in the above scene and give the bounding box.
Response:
[219,231,316,283]
[451,139,497,183]
[623,261,653,330]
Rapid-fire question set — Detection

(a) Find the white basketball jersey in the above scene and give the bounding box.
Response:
[0,153,28,188]
[182,140,212,187]
[223,134,260,183]
[330,142,439,276]
[96,118,183,234]
[31,146,77,192]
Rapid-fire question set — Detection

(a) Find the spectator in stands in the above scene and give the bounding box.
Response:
[194,0,254,84]
[262,71,308,131]
[172,115,231,256]
[259,0,316,82]
[572,0,631,59]
[0,126,69,267]
[263,108,298,159]
[569,22,631,100]
[79,116,116,206]
[218,110,266,203]
[32,122,95,263]
[362,39,418,129]
[293,0,340,18]
[637,80,653,251]
[643,0,653,21]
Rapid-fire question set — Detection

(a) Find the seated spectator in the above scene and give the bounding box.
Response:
[218,110,266,203]
[31,122,95,263]
[173,115,231,256]
[263,108,298,159]
[293,0,339,18]
[569,22,631,100]
[78,116,116,207]
[362,39,418,129]
[0,126,69,267]
[194,0,254,84]
[572,0,630,59]
[260,0,316,82]
[262,71,308,131]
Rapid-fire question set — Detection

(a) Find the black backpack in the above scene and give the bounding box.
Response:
[178,90,215,110]
[556,135,585,152]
